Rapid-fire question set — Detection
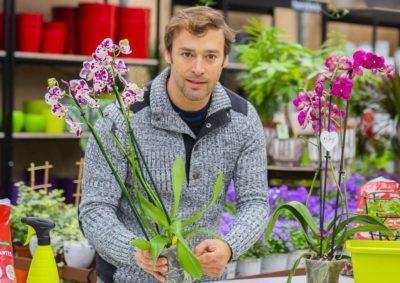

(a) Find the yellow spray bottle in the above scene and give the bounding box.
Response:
[21,217,59,283]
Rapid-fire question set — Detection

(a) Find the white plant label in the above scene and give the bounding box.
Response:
[320,131,338,151]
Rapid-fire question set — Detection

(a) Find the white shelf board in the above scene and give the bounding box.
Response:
[14,51,159,67]
[0,132,89,139]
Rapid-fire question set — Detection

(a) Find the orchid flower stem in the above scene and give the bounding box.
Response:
[131,132,171,221]
[70,94,150,240]
[321,94,334,258]
[112,86,162,207]
[112,84,171,225]
[306,164,320,207]
[109,132,160,235]
[329,100,350,257]
[318,95,323,258]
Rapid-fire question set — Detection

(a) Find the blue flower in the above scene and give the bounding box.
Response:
[225,180,237,203]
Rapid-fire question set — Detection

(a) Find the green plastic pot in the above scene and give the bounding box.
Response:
[13,111,25,132]
[346,240,400,283]
[24,114,46,132]
[23,100,49,115]
[43,111,65,134]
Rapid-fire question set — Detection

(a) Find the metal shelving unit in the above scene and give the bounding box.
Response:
[323,7,400,53]
[0,0,162,198]
[14,51,159,67]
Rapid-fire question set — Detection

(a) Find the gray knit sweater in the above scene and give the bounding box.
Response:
[79,68,269,282]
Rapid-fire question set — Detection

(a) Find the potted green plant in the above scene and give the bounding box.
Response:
[260,219,292,273]
[265,49,395,283]
[236,240,265,277]
[235,19,319,166]
[10,182,67,257]
[62,205,95,269]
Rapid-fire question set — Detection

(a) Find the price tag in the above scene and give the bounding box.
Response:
[277,124,289,140]
[320,130,338,151]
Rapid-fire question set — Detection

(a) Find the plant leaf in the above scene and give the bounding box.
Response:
[150,234,170,265]
[264,201,319,252]
[182,173,224,227]
[287,251,311,283]
[176,236,203,280]
[330,214,393,241]
[131,239,151,251]
[335,223,393,248]
[171,157,185,221]
[137,190,169,229]
[168,220,203,280]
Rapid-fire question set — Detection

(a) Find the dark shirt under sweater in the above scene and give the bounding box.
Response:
[169,96,211,180]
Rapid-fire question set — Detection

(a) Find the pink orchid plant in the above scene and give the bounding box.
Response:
[265,50,394,282]
[43,39,224,281]
[293,50,394,134]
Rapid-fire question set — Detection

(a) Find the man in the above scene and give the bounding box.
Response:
[79,6,269,283]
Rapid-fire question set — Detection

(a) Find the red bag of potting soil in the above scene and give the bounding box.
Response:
[356,177,400,240]
[0,199,17,283]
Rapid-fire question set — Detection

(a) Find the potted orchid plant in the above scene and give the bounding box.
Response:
[264,50,395,283]
[44,38,224,282]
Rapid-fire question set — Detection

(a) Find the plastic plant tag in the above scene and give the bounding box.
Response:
[320,131,338,151]
[276,123,289,140]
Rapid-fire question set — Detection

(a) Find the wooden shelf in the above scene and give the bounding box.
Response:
[225,62,247,71]
[14,51,159,67]
[14,256,97,283]
[0,132,89,139]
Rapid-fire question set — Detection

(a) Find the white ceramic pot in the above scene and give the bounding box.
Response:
[269,138,305,167]
[261,253,290,273]
[29,235,62,257]
[288,249,308,269]
[226,261,237,279]
[236,258,261,277]
[63,241,95,268]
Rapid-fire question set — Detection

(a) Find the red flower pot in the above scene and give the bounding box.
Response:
[52,7,77,54]
[117,7,150,58]
[17,13,43,52]
[41,21,67,54]
[77,3,116,55]
[0,13,3,49]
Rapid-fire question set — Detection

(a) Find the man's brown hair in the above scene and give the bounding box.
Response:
[164,6,236,57]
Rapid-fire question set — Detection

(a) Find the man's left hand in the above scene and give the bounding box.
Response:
[194,239,232,277]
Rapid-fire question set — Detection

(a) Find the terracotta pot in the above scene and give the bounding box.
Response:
[14,244,31,258]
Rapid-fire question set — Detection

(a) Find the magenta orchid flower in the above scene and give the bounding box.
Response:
[293,49,394,134]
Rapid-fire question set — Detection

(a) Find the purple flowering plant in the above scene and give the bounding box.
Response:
[265,50,395,281]
[44,38,225,280]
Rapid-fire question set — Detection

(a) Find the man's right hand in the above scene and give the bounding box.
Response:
[135,250,168,282]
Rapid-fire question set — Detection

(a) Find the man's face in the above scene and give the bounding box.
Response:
[165,29,228,103]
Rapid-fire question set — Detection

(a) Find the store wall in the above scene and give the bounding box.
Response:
[7,0,400,181]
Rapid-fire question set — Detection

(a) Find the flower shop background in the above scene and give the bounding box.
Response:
[1,0,400,281]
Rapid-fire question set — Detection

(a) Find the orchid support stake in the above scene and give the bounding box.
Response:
[329,100,350,257]
[321,95,334,258]
[318,94,324,258]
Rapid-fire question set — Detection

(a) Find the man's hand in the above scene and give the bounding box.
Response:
[194,239,232,277]
[135,250,168,282]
